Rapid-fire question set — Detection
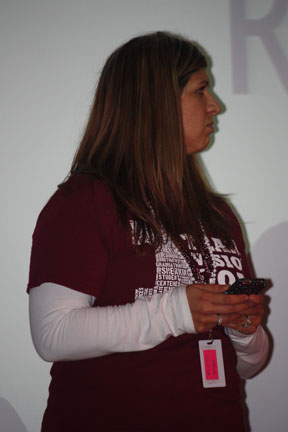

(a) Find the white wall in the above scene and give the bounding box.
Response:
[1,1,287,431]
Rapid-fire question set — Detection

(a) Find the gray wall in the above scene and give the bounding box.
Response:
[1,1,287,431]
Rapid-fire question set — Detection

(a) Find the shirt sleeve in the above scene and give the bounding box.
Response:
[225,326,269,379]
[29,282,195,362]
[220,202,269,377]
[27,176,116,298]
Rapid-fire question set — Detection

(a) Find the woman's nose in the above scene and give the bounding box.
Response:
[207,94,221,115]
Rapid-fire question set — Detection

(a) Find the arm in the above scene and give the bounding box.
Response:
[224,293,269,378]
[29,282,195,362]
[30,281,268,376]
[225,325,269,379]
[185,283,269,378]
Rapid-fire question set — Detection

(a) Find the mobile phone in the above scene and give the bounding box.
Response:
[224,278,265,295]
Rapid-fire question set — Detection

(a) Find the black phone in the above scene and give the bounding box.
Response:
[224,278,265,295]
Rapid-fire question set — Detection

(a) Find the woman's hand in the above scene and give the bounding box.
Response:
[185,283,264,335]
[224,294,265,335]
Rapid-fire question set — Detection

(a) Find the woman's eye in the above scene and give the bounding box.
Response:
[197,86,206,95]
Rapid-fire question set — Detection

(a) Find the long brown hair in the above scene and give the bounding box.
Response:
[69,31,231,249]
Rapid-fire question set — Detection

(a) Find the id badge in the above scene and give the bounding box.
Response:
[198,339,226,388]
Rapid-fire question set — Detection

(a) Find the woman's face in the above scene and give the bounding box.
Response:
[181,68,221,155]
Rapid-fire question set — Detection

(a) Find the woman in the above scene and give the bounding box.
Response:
[28,31,268,431]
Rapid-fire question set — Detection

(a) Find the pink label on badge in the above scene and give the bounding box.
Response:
[203,349,219,380]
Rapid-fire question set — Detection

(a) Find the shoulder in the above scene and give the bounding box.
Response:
[51,174,115,208]
[28,175,120,294]
[37,174,117,224]
[31,175,124,251]
[218,199,248,251]
[218,199,242,228]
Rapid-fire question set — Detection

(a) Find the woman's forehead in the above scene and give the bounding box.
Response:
[185,69,209,88]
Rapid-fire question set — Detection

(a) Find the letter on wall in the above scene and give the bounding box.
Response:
[230,0,288,93]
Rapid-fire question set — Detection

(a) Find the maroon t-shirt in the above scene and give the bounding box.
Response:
[28,174,251,431]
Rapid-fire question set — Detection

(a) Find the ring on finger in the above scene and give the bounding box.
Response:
[217,313,223,326]
[242,314,251,328]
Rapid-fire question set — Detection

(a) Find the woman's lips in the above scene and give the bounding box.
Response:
[206,122,214,132]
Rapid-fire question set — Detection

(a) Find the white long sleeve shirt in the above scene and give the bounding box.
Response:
[29,282,268,379]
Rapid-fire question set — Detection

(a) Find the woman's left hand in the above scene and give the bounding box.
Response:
[224,294,265,335]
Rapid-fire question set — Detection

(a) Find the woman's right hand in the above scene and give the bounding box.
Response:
[185,283,250,333]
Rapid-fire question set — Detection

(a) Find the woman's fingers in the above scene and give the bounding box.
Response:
[185,283,265,334]
[248,294,264,305]
[186,284,249,312]
[194,312,243,331]
[185,283,244,333]
[192,283,229,293]
[225,317,260,334]
[225,299,265,334]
